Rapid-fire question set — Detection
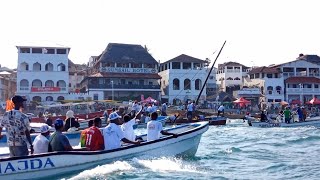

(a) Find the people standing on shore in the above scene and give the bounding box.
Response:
[0,95,33,157]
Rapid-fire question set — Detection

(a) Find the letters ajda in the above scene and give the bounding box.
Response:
[0,157,54,174]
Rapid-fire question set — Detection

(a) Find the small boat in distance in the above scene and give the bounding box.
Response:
[0,122,209,179]
[246,116,320,128]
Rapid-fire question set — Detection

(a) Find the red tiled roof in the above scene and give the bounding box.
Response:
[89,72,161,79]
[248,66,280,74]
[285,77,320,83]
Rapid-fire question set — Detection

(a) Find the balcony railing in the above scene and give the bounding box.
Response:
[286,88,318,93]
[89,84,160,89]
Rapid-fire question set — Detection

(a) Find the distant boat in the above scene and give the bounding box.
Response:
[0,122,209,179]
[246,116,320,128]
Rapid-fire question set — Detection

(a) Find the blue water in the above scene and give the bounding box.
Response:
[2,119,320,179]
[55,119,320,180]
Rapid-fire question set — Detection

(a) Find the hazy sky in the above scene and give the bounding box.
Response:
[1,0,320,69]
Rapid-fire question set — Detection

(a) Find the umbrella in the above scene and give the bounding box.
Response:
[280,101,289,106]
[308,97,320,105]
[233,97,251,104]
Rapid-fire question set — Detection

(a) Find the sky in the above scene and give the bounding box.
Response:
[1,0,320,69]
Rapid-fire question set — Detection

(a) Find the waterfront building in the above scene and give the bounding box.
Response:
[16,45,70,102]
[80,43,161,101]
[0,67,16,101]
[216,62,250,94]
[158,54,208,104]
[68,60,87,93]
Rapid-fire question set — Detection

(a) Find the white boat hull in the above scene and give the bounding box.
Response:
[0,122,208,179]
[248,119,320,128]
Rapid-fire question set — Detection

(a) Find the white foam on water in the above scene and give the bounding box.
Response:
[133,157,204,174]
[68,161,134,180]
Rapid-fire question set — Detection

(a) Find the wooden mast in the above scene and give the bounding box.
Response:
[195,41,226,105]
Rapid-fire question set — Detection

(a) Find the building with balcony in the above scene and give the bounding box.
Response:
[244,66,283,107]
[216,62,250,94]
[271,55,320,103]
[158,54,208,104]
[16,45,70,102]
[80,43,161,101]
[0,69,16,101]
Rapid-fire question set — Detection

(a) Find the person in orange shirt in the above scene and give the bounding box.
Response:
[85,117,104,151]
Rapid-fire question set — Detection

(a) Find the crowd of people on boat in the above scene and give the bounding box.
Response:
[0,96,178,158]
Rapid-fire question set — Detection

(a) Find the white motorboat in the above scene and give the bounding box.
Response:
[0,122,209,179]
[246,115,320,128]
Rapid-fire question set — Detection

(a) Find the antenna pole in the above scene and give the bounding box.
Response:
[195,41,226,105]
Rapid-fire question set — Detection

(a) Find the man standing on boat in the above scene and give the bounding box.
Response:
[284,107,292,123]
[0,95,33,157]
[217,104,225,117]
[187,101,194,120]
[103,112,140,150]
[48,119,73,152]
[147,112,178,142]
[85,117,104,151]
[33,124,50,154]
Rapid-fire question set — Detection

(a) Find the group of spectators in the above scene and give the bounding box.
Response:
[0,96,178,157]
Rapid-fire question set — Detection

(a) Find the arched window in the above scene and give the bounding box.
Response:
[267,86,273,95]
[20,62,29,71]
[57,63,66,71]
[57,80,66,91]
[276,86,282,94]
[45,80,54,87]
[173,78,180,90]
[57,96,65,101]
[45,63,54,71]
[227,77,233,80]
[195,79,202,90]
[46,96,53,101]
[32,96,42,102]
[184,79,191,90]
[234,77,240,80]
[20,79,29,90]
[33,62,41,71]
[32,79,42,87]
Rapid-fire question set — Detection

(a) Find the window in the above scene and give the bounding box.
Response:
[267,74,272,78]
[45,63,54,71]
[172,62,181,69]
[32,48,42,54]
[250,74,254,79]
[255,73,260,78]
[128,81,132,85]
[20,62,29,71]
[33,62,41,71]
[57,80,66,87]
[148,82,153,85]
[306,84,312,88]
[57,96,65,101]
[292,84,297,88]
[268,99,273,102]
[20,48,30,53]
[183,63,192,69]
[57,63,66,71]
[227,77,233,80]
[46,96,53,101]
[173,79,180,90]
[144,64,155,68]
[261,73,265,78]
[267,86,273,94]
[32,79,42,87]
[234,77,240,80]
[93,94,99,100]
[99,78,104,84]
[20,79,29,87]
[131,63,142,68]
[195,79,202,90]
[276,86,281,94]
[117,63,129,68]
[184,79,191,90]
[46,48,55,54]
[45,80,54,87]
[139,80,144,85]
[32,96,42,102]
[69,83,72,87]
[274,74,278,78]
[57,49,67,54]
[121,79,125,84]
[209,76,214,80]
[193,63,201,69]
[315,84,319,88]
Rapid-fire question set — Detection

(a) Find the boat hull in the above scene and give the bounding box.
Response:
[0,122,208,179]
[206,116,227,125]
[249,119,320,128]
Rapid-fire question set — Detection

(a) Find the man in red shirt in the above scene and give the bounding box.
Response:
[85,117,104,151]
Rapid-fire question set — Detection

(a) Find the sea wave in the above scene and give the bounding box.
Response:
[68,161,134,180]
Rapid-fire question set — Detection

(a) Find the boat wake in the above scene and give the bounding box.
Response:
[68,161,134,180]
[133,157,204,174]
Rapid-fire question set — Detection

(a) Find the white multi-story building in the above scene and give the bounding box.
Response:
[158,54,208,104]
[16,45,70,102]
[216,62,250,94]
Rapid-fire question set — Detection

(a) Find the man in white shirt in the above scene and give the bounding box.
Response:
[217,105,225,116]
[147,112,178,142]
[121,114,137,141]
[103,112,140,150]
[187,101,194,120]
[33,124,50,154]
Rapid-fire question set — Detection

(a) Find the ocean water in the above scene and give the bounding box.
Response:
[3,119,320,179]
[59,119,320,180]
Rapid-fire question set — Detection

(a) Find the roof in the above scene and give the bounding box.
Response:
[162,54,206,64]
[218,61,249,69]
[16,41,70,49]
[285,77,320,83]
[248,66,280,74]
[97,43,158,64]
[88,72,161,79]
[297,54,320,65]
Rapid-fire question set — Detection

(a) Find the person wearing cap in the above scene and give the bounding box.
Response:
[48,119,73,152]
[147,112,178,142]
[64,110,80,132]
[103,112,140,150]
[0,95,33,157]
[32,124,50,154]
[84,117,104,151]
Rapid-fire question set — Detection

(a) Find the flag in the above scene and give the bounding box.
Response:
[5,100,14,111]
